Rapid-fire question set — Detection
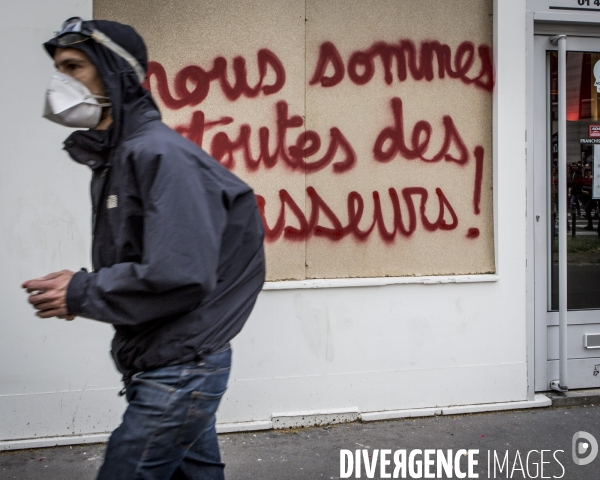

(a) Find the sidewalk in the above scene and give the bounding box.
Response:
[1,403,599,479]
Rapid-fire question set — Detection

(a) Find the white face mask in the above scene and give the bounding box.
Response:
[43,71,111,128]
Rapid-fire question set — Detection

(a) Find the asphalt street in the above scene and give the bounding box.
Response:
[1,404,599,479]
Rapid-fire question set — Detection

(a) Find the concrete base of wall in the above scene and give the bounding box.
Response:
[360,394,551,421]
[272,407,359,429]
[0,395,551,451]
[0,433,110,452]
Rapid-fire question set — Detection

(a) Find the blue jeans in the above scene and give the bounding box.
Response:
[97,345,231,480]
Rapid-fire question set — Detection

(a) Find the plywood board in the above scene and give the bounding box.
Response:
[304,0,494,278]
[94,0,307,281]
[94,0,495,280]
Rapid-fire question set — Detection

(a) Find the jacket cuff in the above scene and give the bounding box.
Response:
[66,270,89,315]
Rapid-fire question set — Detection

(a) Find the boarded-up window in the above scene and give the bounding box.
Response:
[94,0,495,281]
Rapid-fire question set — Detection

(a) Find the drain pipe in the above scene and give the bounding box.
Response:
[550,35,568,393]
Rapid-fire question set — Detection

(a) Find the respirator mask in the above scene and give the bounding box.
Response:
[43,72,111,129]
[43,17,145,129]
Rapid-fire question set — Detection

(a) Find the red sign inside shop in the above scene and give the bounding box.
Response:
[589,125,600,138]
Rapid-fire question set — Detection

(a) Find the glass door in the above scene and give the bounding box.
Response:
[534,34,600,391]
[548,49,600,312]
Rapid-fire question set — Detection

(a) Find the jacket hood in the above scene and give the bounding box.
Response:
[44,19,160,148]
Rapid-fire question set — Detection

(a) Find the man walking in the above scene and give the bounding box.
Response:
[22,17,265,479]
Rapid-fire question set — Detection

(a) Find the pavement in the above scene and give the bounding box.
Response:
[1,400,600,480]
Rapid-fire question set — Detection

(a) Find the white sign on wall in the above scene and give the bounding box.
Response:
[528,0,600,12]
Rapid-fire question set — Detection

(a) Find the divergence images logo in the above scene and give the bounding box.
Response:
[572,431,598,466]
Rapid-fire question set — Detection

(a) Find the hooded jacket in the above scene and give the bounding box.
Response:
[44,21,265,378]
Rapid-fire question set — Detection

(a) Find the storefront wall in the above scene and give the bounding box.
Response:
[0,0,528,448]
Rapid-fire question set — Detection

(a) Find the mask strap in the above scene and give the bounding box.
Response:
[84,94,112,108]
[90,30,146,84]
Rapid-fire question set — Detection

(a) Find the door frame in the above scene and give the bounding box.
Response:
[527,12,600,394]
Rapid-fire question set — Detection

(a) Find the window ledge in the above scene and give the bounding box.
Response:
[263,274,499,290]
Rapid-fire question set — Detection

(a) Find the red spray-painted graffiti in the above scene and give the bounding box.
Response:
[174,102,356,173]
[309,40,494,91]
[256,186,458,243]
[373,97,470,164]
[144,48,285,109]
[174,96,474,175]
[146,40,494,108]
[145,39,493,243]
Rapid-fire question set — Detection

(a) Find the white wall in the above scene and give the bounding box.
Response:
[0,0,528,445]
[0,0,128,442]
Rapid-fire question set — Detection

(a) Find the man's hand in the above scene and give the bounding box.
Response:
[22,270,76,320]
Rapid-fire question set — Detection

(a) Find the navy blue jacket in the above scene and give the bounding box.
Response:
[45,20,265,377]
